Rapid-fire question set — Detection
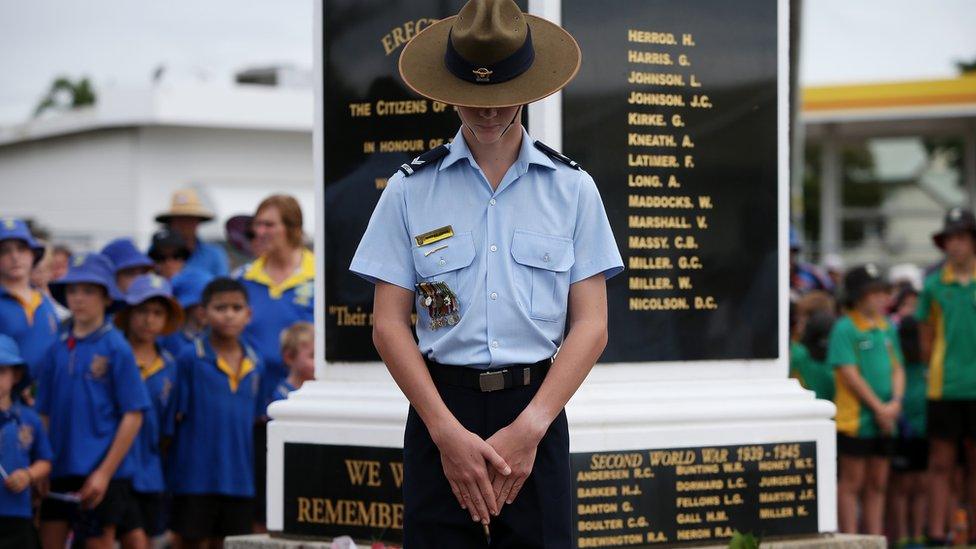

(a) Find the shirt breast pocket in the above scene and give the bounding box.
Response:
[413,232,477,298]
[511,229,575,322]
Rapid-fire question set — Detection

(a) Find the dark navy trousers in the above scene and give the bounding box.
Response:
[402,376,572,548]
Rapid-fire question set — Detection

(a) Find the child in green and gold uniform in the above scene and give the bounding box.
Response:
[829,265,905,536]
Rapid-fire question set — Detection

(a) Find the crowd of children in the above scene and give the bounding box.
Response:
[0,189,315,548]
[790,207,976,547]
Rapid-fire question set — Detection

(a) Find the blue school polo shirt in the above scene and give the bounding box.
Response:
[350,127,624,368]
[0,286,60,378]
[265,379,296,415]
[159,329,198,361]
[169,337,263,497]
[131,348,178,494]
[35,322,151,479]
[0,402,53,518]
[185,240,229,277]
[237,250,314,388]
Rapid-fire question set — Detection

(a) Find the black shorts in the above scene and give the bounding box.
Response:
[892,438,929,472]
[117,491,164,537]
[0,516,39,549]
[928,400,976,440]
[837,434,895,457]
[170,494,254,540]
[39,476,133,538]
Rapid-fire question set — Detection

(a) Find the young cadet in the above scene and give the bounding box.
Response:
[0,334,52,548]
[828,264,905,536]
[0,218,60,382]
[101,238,154,294]
[350,0,623,544]
[918,207,976,544]
[37,253,150,549]
[159,268,213,359]
[113,274,182,547]
[168,278,262,547]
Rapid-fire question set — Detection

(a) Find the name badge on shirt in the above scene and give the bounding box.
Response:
[417,281,460,330]
[415,225,454,247]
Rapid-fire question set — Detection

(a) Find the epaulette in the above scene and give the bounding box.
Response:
[398,145,450,176]
[533,140,581,170]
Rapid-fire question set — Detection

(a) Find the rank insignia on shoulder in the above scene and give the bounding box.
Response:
[416,281,461,330]
[533,140,581,170]
[399,145,450,176]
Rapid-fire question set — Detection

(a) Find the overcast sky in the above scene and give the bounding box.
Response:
[0,0,972,125]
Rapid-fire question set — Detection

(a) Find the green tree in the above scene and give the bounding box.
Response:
[32,76,97,118]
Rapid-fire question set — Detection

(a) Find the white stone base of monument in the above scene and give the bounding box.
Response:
[267,362,837,544]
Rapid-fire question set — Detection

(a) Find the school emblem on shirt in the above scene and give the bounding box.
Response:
[416,281,460,330]
[18,424,33,450]
[89,355,109,379]
[293,282,313,306]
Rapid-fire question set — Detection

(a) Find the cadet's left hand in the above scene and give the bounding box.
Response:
[487,417,546,508]
[4,469,31,493]
[79,469,110,509]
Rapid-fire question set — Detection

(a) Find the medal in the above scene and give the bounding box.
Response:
[416,281,461,330]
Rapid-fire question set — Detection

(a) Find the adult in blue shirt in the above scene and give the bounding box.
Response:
[0,218,60,382]
[155,188,229,277]
[237,195,314,393]
[350,1,623,544]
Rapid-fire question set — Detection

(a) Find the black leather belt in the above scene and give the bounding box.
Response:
[425,357,553,393]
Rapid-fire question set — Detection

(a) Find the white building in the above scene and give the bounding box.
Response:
[0,82,314,254]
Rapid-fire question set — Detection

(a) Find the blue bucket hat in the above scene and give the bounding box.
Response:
[101,238,153,273]
[49,252,123,309]
[0,333,31,394]
[171,268,214,309]
[0,217,45,265]
[114,273,184,335]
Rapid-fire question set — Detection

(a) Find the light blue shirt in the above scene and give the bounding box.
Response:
[350,127,623,369]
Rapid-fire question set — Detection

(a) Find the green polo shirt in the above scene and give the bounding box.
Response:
[917,264,976,400]
[790,340,835,401]
[827,312,903,438]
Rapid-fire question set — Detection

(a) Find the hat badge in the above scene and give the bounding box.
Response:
[472,67,493,82]
[151,275,163,288]
[951,208,963,221]
[2,218,14,229]
[866,264,879,277]
[73,253,87,267]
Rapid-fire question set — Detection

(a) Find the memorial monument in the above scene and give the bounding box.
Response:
[266,0,836,546]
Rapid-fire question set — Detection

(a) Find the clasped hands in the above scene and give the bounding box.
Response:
[431,413,548,526]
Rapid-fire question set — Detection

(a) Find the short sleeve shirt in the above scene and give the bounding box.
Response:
[916,264,976,400]
[131,349,178,494]
[0,286,60,380]
[185,240,229,277]
[35,322,151,479]
[0,402,53,518]
[827,312,902,438]
[350,128,623,369]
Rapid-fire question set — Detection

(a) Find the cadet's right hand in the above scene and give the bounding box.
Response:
[432,423,511,525]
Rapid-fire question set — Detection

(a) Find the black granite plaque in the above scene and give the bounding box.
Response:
[572,442,818,547]
[322,0,527,361]
[283,443,405,541]
[562,0,781,362]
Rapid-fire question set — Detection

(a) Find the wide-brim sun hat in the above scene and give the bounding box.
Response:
[101,237,154,273]
[932,207,976,250]
[225,214,255,257]
[49,252,124,311]
[398,0,581,108]
[0,217,45,265]
[113,273,184,335]
[155,188,215,224]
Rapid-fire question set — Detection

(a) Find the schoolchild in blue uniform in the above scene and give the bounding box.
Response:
[159,268,213,359]
[0,334,52,548]
[254,321,314,528]
[36,253,151,549]
[237,195,314,396]
[351,1,623,545]
[100,238,154,294]
[0,218,60,383]
[113,274,182,546]
[169,278,263,546]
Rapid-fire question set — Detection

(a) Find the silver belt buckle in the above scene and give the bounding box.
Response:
[479,370,506,392]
